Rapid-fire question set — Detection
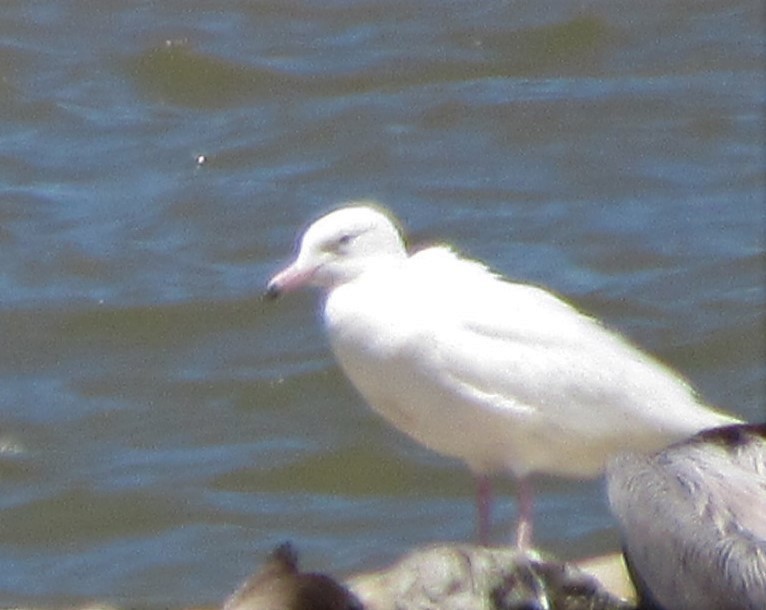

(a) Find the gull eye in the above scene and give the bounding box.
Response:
[320,232,356,254]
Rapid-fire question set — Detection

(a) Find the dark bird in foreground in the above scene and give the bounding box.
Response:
[221,542,363,610]
[607,423,766,610]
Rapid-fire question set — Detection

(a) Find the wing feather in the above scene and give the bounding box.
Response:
[405,247,730,438]
[326,246,737,475]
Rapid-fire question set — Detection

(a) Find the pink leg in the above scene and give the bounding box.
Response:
[515,476,534,550]
[475,474,492,546]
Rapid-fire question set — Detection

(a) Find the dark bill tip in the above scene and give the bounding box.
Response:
[264,283,281,301]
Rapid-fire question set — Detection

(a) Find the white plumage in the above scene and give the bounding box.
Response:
[266,203,739,547]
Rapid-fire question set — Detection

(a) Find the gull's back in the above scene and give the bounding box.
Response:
[324,244,737,478]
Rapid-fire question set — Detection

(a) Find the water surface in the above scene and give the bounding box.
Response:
[0,0,763,606]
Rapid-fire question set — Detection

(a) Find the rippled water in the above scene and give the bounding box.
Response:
[0,0,763,606]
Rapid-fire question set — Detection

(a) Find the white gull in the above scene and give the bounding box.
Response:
[266,203,739,548]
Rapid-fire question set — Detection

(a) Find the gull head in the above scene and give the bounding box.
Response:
[266,203,407,299]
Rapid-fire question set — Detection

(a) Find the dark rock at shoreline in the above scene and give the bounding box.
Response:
[221,541,363,610]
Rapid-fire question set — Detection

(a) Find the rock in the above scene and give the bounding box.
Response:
[607,423,766,610]
[574,553,635,602]
[0,544,633,610]
[348,544,634,610]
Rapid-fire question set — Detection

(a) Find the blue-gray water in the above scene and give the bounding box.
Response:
[0,1,763,607]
